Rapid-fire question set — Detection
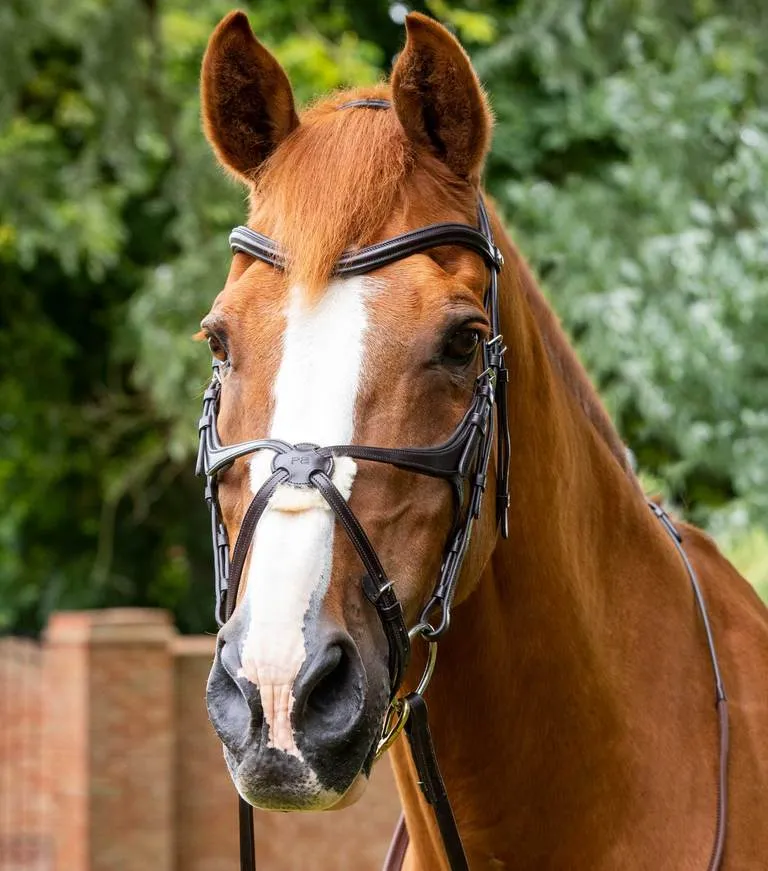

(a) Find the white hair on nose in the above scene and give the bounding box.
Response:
[238,277,371,758]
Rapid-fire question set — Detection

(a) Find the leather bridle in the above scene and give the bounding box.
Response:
[196,99,729,871]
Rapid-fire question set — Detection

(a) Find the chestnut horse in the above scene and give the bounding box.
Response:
[199,11,768,869]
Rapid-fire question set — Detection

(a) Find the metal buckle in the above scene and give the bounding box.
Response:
[374,698,409,759]
[476,366,497,389]
[374,624,438,760]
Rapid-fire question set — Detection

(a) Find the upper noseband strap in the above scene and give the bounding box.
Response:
[319,402,480,483]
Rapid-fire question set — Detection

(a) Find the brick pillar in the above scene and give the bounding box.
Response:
[45,609,176,871]
[171,636,402,871]
[172,635,238,871]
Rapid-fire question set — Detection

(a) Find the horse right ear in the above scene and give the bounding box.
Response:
[201,11,299,182]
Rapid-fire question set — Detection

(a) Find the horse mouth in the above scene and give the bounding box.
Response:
[224,744,371,812]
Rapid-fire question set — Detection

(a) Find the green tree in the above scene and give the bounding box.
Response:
[0,0,387,633]
[474,0,768,534]
[1,0,766,633]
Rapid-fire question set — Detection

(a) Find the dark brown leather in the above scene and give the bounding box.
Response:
[404,693,469,870]
[238,796,256,871]
[382,815,409,871]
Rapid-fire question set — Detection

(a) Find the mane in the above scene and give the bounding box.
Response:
[250,86,413,296]
[510,246,636,478]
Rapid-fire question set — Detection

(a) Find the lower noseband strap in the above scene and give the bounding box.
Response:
[307,469,410,694]
[222,458,411,696]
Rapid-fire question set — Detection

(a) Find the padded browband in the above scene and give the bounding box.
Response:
[229,222,504,276]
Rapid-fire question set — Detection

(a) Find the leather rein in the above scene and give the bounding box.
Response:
[196,101,729,871]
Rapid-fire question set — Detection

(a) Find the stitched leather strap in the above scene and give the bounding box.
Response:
[478,197,510,537]
[648,501,728,871]
[404,693,469,871]
[230,222,503,277]
[319,390,485,483]
[238,797,256,871]
[310,470,410,694]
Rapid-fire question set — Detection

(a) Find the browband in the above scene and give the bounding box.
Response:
[229,222,504,277]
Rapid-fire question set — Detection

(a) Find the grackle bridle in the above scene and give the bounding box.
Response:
[196,99,728,871]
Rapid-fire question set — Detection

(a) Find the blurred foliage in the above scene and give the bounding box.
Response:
[723,528,768,602]
[478,0,768,538]
[1,0,765,632]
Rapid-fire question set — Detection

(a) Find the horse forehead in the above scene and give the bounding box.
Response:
[269,276,372,442]
[215,248,470,402]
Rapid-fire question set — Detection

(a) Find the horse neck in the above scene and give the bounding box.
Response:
[387,214,718,869]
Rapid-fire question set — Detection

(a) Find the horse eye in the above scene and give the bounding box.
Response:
[443,328,480,364]
[207,334,228,361]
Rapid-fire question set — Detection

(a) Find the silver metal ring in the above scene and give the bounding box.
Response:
[408,624,438,697]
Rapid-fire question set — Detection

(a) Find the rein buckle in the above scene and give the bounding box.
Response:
[374,625,439,760]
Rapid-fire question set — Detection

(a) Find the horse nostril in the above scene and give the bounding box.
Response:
[307,645,348,715]
[207,640,261,752]
[296,639,364,740]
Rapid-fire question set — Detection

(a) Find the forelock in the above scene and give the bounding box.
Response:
[249,87,412,299]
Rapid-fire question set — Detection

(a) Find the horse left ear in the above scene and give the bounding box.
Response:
[391,13,492,182]
[201,11,299,182]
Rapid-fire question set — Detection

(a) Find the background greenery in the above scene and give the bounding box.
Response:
[1,0,766,634]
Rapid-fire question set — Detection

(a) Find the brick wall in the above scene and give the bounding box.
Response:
[173,634,400,871]
[0,638,53,871]
[1,611,400,871]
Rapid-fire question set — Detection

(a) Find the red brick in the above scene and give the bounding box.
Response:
[1,611,402,871]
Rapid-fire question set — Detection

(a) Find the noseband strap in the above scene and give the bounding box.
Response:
[310,469,410,692]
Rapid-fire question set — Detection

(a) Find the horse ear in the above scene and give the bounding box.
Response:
[391,13,492,182]
[201,11,299,181]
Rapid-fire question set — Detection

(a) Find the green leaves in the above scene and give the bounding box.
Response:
[0,0,386,633]
[3,0,766,632]
[478,0,768,532]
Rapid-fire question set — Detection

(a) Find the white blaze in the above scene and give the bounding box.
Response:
[238,278,370,756]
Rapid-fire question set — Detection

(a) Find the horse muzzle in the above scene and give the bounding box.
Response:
[206,610,389,810]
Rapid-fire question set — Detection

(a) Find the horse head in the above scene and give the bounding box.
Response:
[200,11,502,812]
